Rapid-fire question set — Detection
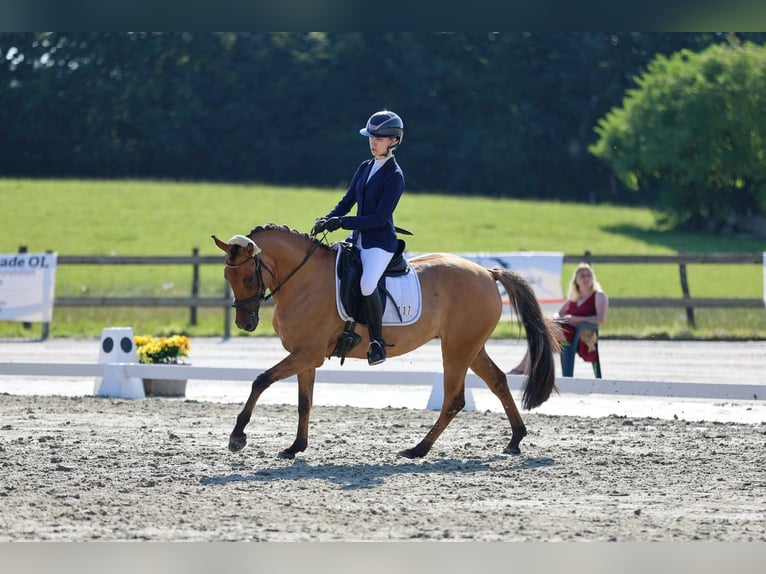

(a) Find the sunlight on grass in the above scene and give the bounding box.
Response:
[2,178,765,339]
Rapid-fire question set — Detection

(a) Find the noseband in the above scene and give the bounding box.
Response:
[226,240,321,315]
[226,255,270,315]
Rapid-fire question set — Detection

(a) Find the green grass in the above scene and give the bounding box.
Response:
[2,178,765,340]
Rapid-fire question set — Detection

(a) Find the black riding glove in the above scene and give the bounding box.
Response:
[311,216,343,236]
[310,218,326,236]
[323,217,343,232]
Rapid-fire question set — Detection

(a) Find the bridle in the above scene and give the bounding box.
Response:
[226,240,321,316]
[226,255,270,315]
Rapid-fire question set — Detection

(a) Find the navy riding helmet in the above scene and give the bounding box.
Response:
[359,110,404,150]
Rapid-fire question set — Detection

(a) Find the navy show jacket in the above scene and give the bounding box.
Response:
[325,156,404,253]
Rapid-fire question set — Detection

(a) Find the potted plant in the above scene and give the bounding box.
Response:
[135,335,191,397]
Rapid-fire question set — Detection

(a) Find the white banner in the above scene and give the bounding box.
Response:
[407,251,564,317]
[0,253,58,322]
[456,252,565,316]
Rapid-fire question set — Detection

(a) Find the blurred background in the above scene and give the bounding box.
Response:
[3,32,765,224]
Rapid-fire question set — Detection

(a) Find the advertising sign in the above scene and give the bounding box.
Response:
[407,251,565,317]
[0,253,58,322]
[455,252,565,315]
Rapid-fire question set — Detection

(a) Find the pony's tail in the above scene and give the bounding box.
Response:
[491,267,559,409]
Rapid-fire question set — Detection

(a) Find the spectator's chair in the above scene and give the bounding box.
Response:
[560,322,602,378]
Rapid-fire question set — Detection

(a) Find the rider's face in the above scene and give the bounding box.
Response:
[369,136,397,158]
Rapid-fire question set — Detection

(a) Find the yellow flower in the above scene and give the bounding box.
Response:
[135,335,191,365]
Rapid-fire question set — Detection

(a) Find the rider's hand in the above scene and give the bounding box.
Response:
[311,218,328,236]
[323,217,343,232]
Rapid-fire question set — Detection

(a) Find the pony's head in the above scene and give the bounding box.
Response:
[212,234,265,332]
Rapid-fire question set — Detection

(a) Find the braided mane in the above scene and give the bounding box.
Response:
[248,223,332,252]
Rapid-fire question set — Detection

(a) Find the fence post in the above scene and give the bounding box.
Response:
[190,247,199,326]
[41,249,52,340]
[17,246,32,332]
[678,260,696,329]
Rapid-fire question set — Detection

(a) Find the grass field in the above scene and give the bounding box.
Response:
[2,178,765,340]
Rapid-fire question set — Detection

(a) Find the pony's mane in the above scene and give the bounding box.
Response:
[248,223,332,252]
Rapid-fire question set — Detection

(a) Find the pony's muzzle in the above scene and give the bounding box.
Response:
[238,317,259,332]
[235,310,259,332]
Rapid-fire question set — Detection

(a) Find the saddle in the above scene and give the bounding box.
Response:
[336,239,409,324]
[331,240,410,363]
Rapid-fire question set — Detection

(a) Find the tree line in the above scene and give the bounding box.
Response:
[1,32,764,211]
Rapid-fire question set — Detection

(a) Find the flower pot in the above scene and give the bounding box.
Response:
[142,378,187,397]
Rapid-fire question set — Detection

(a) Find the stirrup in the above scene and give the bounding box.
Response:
[367,340,386,366]
[333,321,361,366]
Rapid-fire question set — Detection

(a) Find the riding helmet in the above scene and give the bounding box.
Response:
[359,110,404,145]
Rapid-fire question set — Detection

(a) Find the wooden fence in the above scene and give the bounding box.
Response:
[575,252,764,329]
[14,248,766,339]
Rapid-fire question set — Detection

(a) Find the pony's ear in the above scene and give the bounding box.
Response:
[211,235,229,253]
[226,234,261,256]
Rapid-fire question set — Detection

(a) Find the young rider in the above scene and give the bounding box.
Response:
[312,110,405,366]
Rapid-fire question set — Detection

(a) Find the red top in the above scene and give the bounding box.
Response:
[559,292,598,362]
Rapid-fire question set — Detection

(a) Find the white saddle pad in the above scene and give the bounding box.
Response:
[334,247,422,326]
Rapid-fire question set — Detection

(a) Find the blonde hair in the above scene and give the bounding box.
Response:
[566,262,603,302]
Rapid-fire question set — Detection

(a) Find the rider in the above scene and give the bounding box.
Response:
[312,110,405,366]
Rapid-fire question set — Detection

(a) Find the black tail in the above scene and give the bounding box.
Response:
[491,268,559,409]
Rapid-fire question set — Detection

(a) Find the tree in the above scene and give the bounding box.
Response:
[2,32,764,208]
[589,39,766,231]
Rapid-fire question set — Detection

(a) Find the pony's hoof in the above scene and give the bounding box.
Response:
[277,450,295,460]
[228,435,247,452]
[397,446,427,459]
[503,445,521,455]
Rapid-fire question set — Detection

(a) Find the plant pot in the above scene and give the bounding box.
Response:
[142,378,187,397]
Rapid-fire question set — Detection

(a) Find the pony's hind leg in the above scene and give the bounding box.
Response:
[470,348,527,455]
[398,367,468,459]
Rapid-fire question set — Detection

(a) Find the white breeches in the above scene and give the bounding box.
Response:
[359,246,394,296]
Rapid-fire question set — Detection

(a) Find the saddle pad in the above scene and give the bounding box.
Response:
[334,247,422,326]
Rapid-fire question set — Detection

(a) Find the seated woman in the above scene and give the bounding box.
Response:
[509,262,609,375]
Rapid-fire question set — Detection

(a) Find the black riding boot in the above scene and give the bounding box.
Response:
[363,290,386,366]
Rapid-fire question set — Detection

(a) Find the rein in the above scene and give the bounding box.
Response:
[228,239,322,312]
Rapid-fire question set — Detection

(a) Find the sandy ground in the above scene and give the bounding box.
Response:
[1,336,765,543]
[1,390,764,542]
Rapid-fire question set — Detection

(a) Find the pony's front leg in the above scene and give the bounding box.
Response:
[229,370,273,452]
[228,351,321,454]
[278,368,316,459]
